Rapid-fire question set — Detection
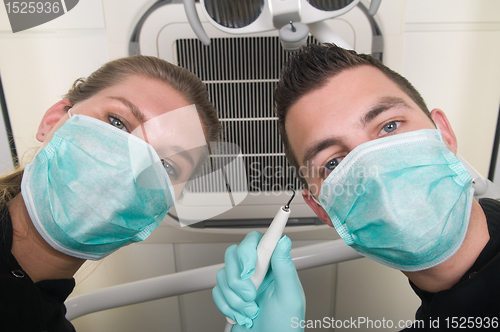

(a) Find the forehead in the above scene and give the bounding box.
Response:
[285,65,424,163]
[287,65,411,128]
[91,75,190,121]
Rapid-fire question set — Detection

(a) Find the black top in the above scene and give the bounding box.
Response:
[404,198,500,331]
[0,205,76,332]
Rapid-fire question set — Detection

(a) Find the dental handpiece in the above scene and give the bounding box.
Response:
[226,190,295,327]
[250,204,291,288]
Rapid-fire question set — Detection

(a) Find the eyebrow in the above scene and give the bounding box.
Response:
[301,96,412,167]
[361,96,411,127]
[302,137,343,168]
[107,96,145,123]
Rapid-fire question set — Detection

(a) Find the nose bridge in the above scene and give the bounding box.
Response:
[344,128,372,153]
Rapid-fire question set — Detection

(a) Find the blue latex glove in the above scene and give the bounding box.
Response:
[213,231,305,331]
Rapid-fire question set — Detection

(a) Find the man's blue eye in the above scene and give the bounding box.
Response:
[326,159,339,171]
[383,121,398,133]
[322,157,344,178]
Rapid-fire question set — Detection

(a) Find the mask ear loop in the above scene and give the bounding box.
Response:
[303,166,323,207]
[67,108,73,118]
[311,193,322,206]
[307,184,323,207]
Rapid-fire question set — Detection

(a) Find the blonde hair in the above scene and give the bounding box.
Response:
[0,167,23,209]
[0,55,221,210]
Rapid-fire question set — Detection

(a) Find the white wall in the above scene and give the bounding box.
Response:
[0,0,109,165]
[401,0,500,178]
[0,94,14,173]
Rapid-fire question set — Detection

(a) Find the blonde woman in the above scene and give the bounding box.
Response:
[0,55,220,331]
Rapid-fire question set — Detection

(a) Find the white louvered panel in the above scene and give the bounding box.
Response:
[176,36,317,192]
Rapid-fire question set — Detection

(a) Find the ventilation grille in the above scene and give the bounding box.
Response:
[176,36,317,193]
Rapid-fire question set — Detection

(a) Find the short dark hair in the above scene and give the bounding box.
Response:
[274,43,432,187]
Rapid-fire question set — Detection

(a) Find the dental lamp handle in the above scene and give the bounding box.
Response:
[226,206,291,326]
[183,0,211,46]
[369,0,382,16]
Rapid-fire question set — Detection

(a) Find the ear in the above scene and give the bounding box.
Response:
[431,109,458,154]
[36,99,72,142]
[302,189,333,226]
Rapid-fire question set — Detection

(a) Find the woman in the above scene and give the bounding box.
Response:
[0,55,220,331]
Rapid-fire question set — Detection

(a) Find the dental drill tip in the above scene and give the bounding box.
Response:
[289,21,296,33]
[284,188,296,210]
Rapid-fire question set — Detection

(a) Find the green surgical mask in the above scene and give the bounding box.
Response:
[22,114,175,260]
[314,129,474,272]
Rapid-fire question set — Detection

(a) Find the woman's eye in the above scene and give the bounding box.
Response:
[380,121,401,136]
[109,116,128,132]
[161,159,178,179]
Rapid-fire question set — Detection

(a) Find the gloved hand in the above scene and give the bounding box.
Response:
[213,231,305,331]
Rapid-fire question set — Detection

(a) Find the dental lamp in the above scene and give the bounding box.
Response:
[183,0,382,51]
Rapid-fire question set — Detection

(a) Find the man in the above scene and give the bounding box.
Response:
[213,44,500,331]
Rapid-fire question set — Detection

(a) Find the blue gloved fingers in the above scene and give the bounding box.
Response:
[224,244,258,302]
[212,284,254,328]
[224,236,305,332]
[235,231,263,279]
[270,236,306,314]
[216,263,259,318]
